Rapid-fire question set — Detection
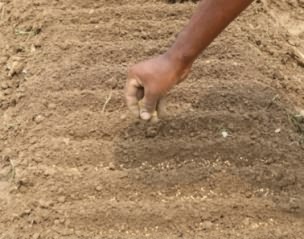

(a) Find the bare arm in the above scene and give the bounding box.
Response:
[126,0,254,120]
[168,0,253,67]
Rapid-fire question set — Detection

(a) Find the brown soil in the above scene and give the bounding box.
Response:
[1,0,304,238]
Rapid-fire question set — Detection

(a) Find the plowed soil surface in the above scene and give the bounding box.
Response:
[0,0,304,238]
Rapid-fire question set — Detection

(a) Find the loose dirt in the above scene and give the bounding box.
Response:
[0,0,304,238]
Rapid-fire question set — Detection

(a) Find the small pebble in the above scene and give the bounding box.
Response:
[108,162,115,170]
[30,44,37,53]
[221,131,229,138]
[95,186,102,192]
[275,128,281,134]
[34,115,45,124]
[8,60,25,77]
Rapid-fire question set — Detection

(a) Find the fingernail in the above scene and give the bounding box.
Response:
[140,112,151,120]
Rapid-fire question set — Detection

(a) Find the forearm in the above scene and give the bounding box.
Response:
[125,0,255,119]
[166,0,254,67]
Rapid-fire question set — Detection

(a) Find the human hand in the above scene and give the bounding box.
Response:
[125,53,191,120]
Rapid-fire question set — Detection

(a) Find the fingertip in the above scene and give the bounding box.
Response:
[140,111,152,121]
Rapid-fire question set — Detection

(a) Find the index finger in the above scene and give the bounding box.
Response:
[125,78,142,117]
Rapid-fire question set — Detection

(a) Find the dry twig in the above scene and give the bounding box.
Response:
[102,90,113,113]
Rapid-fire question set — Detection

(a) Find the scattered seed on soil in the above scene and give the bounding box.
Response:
[1,1,304,238]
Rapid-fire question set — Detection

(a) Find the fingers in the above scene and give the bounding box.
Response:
[125,77,159,121]
[139,91,158,121]
[126,77,167,121]
[125,78,142,117]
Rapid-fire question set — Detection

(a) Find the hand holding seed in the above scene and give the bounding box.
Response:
[125,53,191,121]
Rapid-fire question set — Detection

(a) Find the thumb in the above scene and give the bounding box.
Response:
[139,91,158,121]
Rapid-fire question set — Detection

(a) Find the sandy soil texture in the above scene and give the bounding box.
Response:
[0,0,304,238]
